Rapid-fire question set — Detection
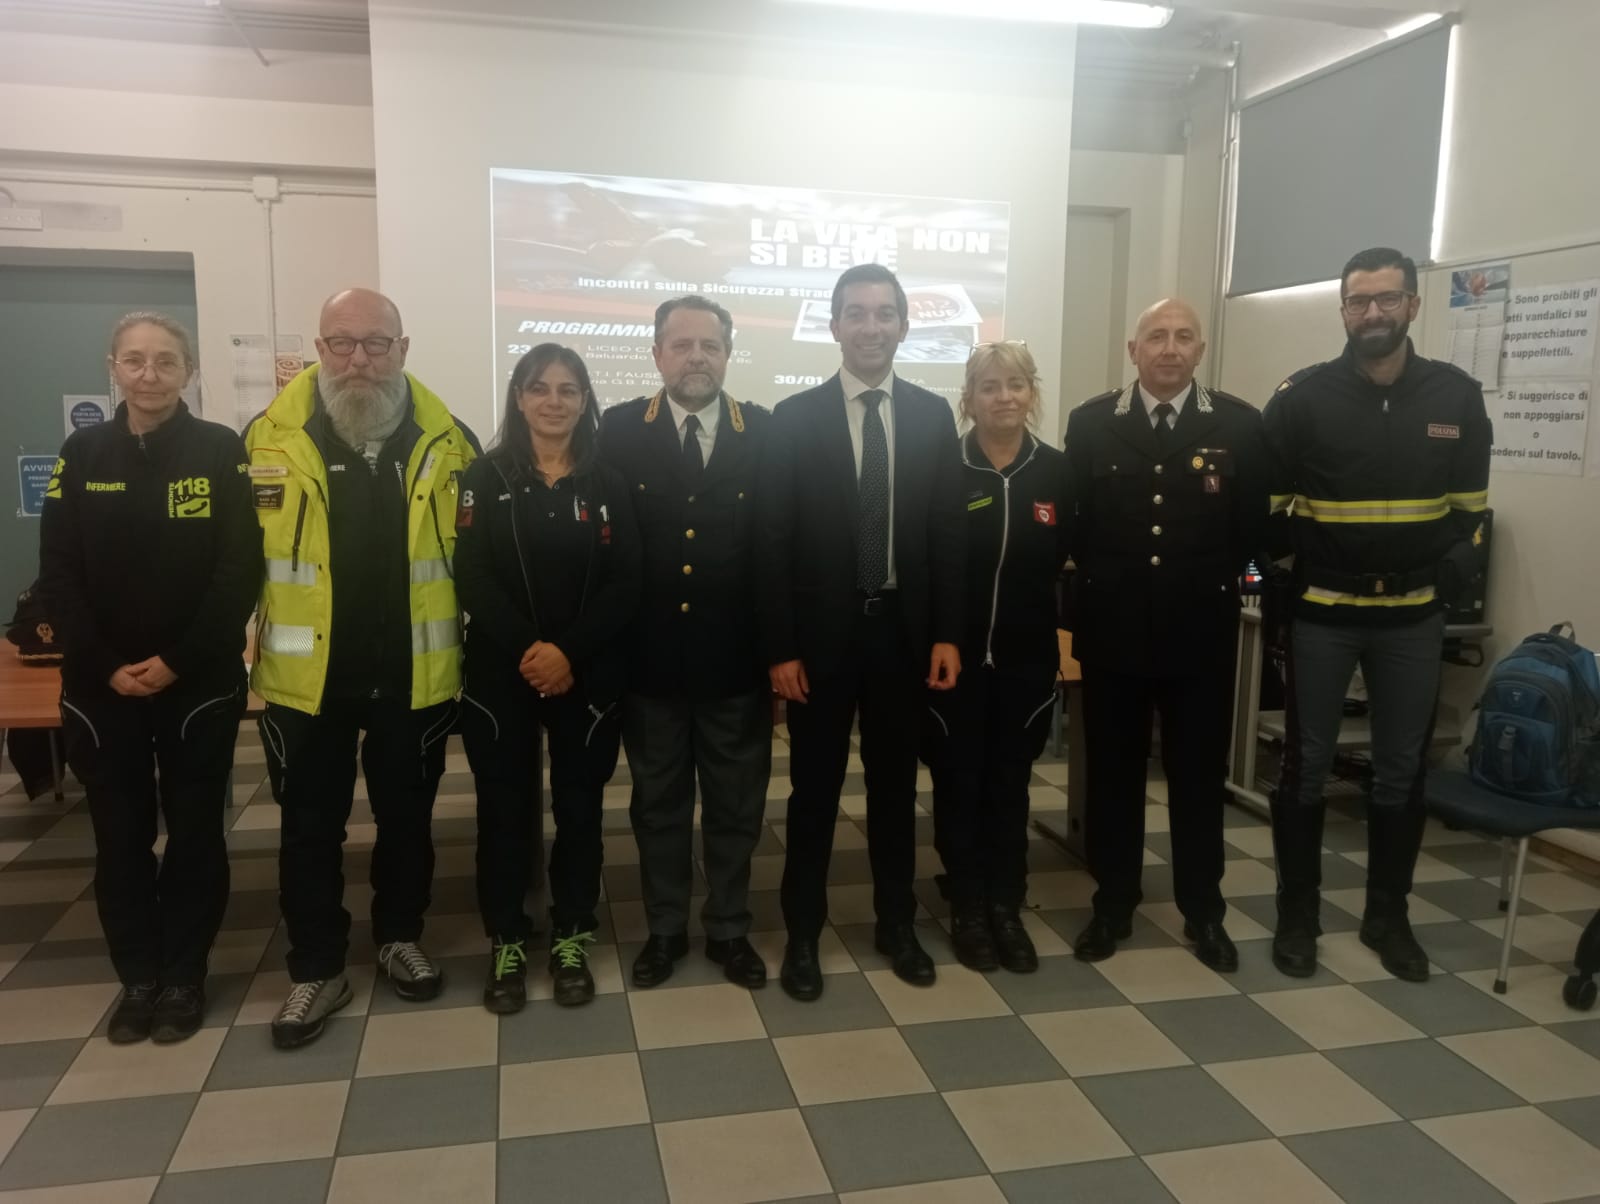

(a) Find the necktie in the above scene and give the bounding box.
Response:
[1152,401,1176,458]
[857,389,890,593]
[682,414,704,487]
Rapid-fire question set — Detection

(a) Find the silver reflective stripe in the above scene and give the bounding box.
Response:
[265,558,317,586]
[180,691,236,740]
[1024,693,1058,729]
[927,706,949,738]
[460,692,499,743]
[411,618,461,655]
[410,557,451,584]
[61,699,101,749]
[261,621,316,657]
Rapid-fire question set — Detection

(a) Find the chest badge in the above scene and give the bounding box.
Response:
[1428,423,1461,439]
[1033,501,1056,526]
[1203,475,1221,494]
[169,476,212,518]
[1191,455,1204,470]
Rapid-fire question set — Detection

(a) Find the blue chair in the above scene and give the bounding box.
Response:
[1424,769,1600,998]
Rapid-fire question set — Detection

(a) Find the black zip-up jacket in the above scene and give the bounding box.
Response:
[39,402,262,691]
[1263,341,1492,627]
[956,431,1070,675]
[453,451,640,705]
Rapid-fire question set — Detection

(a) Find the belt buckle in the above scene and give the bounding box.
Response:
[862,595,884,616]
[1361,572,1395,597]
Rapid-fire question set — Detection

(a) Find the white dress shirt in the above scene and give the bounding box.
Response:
[839,367,897,590]
[1140,381,1193,429]
[666,392,719,465]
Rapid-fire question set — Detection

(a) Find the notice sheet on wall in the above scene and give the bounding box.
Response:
[1488,380,1590,476]
[1501,279,1600,381]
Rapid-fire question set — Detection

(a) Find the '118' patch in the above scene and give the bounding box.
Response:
[168,476,212,518]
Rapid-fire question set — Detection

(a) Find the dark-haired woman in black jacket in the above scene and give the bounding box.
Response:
[455,344,639,1013]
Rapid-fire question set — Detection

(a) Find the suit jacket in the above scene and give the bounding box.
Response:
[1062,382,1269,678]
[757,372,966,678]
[598,391,770,701]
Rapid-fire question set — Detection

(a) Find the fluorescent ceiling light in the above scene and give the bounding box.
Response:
[1386,12,1442,39]
[782,0,1173,30]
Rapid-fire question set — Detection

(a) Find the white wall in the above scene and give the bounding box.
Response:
[367,1,1077,441]
[0,75,378,427]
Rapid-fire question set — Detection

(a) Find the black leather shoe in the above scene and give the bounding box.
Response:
[1360,912,1430,982]
[1183,920,1239,972]
[108,982,159,1045]
[549,930,597,1007]
[1272,921,1319,978]
[707,936,768,989]
[631,933,690,989]
[1073,914,1132,963]
[780,939,824,1001]
[150,984,205,1043]
[950,902,1000,972]
[484,938,529,1015]
[875,923,937,987]
[989,904,1039,974]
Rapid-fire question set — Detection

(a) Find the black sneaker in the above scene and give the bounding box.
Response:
[484,938,529,1015]
[377,940,443,1001]
[271,975,353,1050]
[150,984,206,1044]
[549,931,597,1007]
[107,982,160,1044]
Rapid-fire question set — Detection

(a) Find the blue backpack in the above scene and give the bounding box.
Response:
[1469,623,1600,807]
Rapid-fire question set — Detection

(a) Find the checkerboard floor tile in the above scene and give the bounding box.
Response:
[2,725,1600,1202]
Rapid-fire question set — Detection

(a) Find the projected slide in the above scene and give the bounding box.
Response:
[490,169,1010,410]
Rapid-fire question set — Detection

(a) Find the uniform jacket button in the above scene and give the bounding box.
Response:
[1150,555,1162,566]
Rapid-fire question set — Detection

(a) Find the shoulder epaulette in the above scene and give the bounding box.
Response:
[1273,363,1327,395]
[1078,387,1125,411]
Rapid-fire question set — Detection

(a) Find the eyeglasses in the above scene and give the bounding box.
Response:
[322,335,400,357]
[1340,291,1414,316]
[112,356,187,378]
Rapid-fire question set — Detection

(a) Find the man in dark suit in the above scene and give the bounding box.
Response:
[1062,298,1269,971]
[599,296,771,991]
[759,264,966,1001]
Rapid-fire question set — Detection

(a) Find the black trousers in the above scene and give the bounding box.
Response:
[61,672,246,987]
[623,688,771,941]
[925,663,1058,908]
[1079,659,1235,925]
[460,666,622,940]
[781,600,921,940]
[262,695,455,983]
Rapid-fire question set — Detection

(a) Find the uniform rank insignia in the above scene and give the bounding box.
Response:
[1204,475,1221,493]
[1191,455,1204,470]
[968,495,993,511]
[168,476,212,518]
[1033,501,1056,526]
[253,483,285,511]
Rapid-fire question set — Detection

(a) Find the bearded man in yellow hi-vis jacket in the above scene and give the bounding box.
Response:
[245,288,479,1050]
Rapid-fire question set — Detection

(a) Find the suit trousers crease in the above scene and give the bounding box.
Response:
[781,606,921,941]
[461,667,622,941]
[1080,661,1235,926]
[623,688,772,940]
[263,695,455,983]
[63,676,246,987]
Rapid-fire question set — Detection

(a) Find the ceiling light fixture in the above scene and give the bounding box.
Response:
[781,0,1173,31]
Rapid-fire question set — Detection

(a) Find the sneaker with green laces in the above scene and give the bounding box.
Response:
[548,930,596,1007]
[484,938,529,1014]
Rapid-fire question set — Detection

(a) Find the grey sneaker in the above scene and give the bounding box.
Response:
[378,940,443,1001]
[271,975,353,1050]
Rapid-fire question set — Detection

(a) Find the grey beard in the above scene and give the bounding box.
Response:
[322,372,407,448]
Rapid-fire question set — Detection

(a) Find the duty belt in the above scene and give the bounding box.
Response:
[1301,566,1437,597]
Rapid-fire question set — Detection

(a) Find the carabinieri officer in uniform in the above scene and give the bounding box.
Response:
[924,340,1068,974]
[1063,298,1269,971]
[40,311,262,1045]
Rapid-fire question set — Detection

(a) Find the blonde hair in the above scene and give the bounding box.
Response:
[958,341,1042,430]
[109,311,196,368]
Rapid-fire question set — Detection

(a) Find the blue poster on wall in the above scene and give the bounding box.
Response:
[17,455,58,518]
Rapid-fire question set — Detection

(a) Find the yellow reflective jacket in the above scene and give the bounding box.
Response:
[244,366,476,714]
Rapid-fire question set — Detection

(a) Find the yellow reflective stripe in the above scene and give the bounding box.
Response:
[1302,586,1436,607]
[411,618,461,655]
[261,621,316,656]
[1270,493,1294,514]
[1292,495,1448,523]
[409,557,451,585]
[265,558,317,587]
[1447,489,1489,511]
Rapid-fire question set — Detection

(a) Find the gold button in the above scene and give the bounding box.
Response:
[737,491,745,500]
[687,495,695,503]
[1150,555,1162,566]
[637,483,646,492]
[1154,464,1165,475]
[1152,525,1162,535]
[1154,495,1164,505]
[685,529,696,539]
[682,564,693,575]
[680,602,690,613]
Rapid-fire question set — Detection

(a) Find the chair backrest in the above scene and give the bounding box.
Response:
[1469,623,1600,807]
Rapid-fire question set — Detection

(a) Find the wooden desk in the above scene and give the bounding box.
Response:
[1033,630,1087,863]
